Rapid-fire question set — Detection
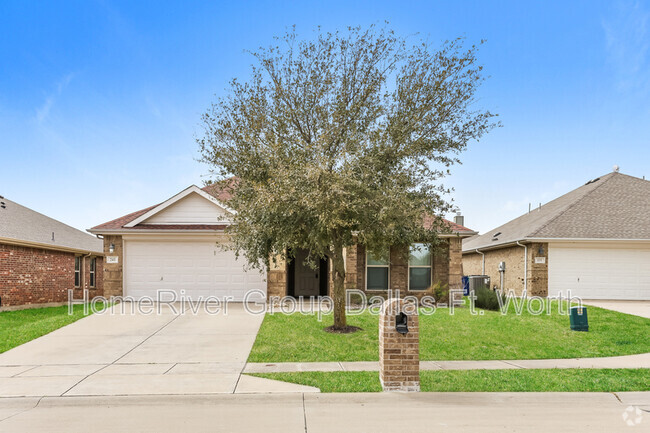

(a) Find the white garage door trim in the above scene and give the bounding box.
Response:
[123,236,266,302]
[548,242,650,300]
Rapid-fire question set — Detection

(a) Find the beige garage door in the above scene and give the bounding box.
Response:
[548,244,650,300]
[124,239,266,301]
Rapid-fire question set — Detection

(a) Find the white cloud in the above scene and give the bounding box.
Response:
[603,1,650,93]
[35,73,75,124]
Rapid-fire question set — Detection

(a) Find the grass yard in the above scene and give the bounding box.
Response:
[250,368,650,392]
[0,304,105,353]
[248,301,650,362]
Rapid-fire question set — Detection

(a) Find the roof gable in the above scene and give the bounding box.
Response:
[125,186,233,227]
[90,177,478,235]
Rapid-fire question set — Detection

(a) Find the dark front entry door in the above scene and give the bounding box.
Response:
[289,249,329,297]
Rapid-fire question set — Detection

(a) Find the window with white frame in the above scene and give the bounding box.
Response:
[409,243,431,291]
[74,256,81,287]
[366,249,389,291]
[89,257,96,288]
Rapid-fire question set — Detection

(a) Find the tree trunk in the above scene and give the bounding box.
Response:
[331,242,347,329]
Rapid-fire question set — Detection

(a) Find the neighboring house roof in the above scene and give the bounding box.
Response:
[91,179,477,236]
[462,172,650,252]
[0,197,103,254]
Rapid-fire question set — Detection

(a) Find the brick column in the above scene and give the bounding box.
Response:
[103,235,123,298]
[379,298,420,392]
[267,254,287,299]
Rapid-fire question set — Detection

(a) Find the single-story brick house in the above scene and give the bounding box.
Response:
[462,171,650,300]
[89,184,476,302]
[0,197,104,308]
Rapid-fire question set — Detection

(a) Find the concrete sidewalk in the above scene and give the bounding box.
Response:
[244,352,650,373]
[0,392,648,432]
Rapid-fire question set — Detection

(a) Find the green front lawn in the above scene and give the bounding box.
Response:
[251,368,650,392]
[248,301,650,362]
[0,304,105,353]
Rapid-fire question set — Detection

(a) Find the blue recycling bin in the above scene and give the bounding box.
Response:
[462,276,469,296]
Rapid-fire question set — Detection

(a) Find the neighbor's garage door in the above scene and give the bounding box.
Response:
[124,239,266,301]
[548,244,650,300]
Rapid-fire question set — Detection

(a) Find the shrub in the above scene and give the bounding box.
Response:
[430,282,449,305]
[474,286,505,311]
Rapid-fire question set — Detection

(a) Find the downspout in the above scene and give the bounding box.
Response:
[475,249,485,275]
[82,252,92,290]
[516,241,527,295]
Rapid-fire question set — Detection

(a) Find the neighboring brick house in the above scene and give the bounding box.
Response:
[462,171,650,300]
[89,183,476,302]
[0,197,104,308]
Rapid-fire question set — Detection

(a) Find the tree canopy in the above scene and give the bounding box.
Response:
[198,26,498,329]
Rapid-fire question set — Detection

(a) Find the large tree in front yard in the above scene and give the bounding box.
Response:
[198,26,497,330]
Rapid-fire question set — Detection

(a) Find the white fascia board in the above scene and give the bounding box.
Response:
[439,232,479,238]
[124,185,235,227]
[462,237,650,254]
[527,237,650,243]
[88,228,227,236]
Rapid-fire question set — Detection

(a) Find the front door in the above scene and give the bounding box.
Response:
[294,248,321,297]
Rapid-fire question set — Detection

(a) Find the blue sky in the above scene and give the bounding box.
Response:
[1,0,649,234]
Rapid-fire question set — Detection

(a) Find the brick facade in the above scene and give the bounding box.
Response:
[341,239,462,300]
[462,242,549,296]
[0,242,103,307]
[379,298,420,392]
[97,236,467,301]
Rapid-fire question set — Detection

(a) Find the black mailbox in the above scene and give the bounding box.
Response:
[395,312,408,335]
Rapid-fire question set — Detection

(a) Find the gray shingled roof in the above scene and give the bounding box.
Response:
[0,197,103,254]
[463,172,650,252]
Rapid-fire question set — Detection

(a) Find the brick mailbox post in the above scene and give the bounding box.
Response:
[379,298,420,392]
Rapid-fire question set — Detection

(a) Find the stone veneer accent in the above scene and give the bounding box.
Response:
[102,235,124,298]
[379,298,420,392]
[267,255,288,298]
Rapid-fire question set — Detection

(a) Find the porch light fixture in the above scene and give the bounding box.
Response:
[109,243,115,253]
[538,245,544,255]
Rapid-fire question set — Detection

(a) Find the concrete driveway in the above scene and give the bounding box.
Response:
[584,300,650,319]
[0,303,316,397]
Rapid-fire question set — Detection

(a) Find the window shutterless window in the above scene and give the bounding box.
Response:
[89,257,96,288]
[366,249,390,291]
[74,256,81,287]
[409,243,431,291]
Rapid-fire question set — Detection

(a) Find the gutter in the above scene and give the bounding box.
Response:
[475,249,486,274]
[525,237,650,243]
[462,240,529,254]
[81,252,92,289]
[87,229,228,235]
[516,241,528,294]
[463,237,650,254]
[0,236,103,256]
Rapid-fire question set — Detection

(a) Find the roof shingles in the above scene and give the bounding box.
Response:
[1,198,103,253]
[463,172,650,252]
[92,179,476,236]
